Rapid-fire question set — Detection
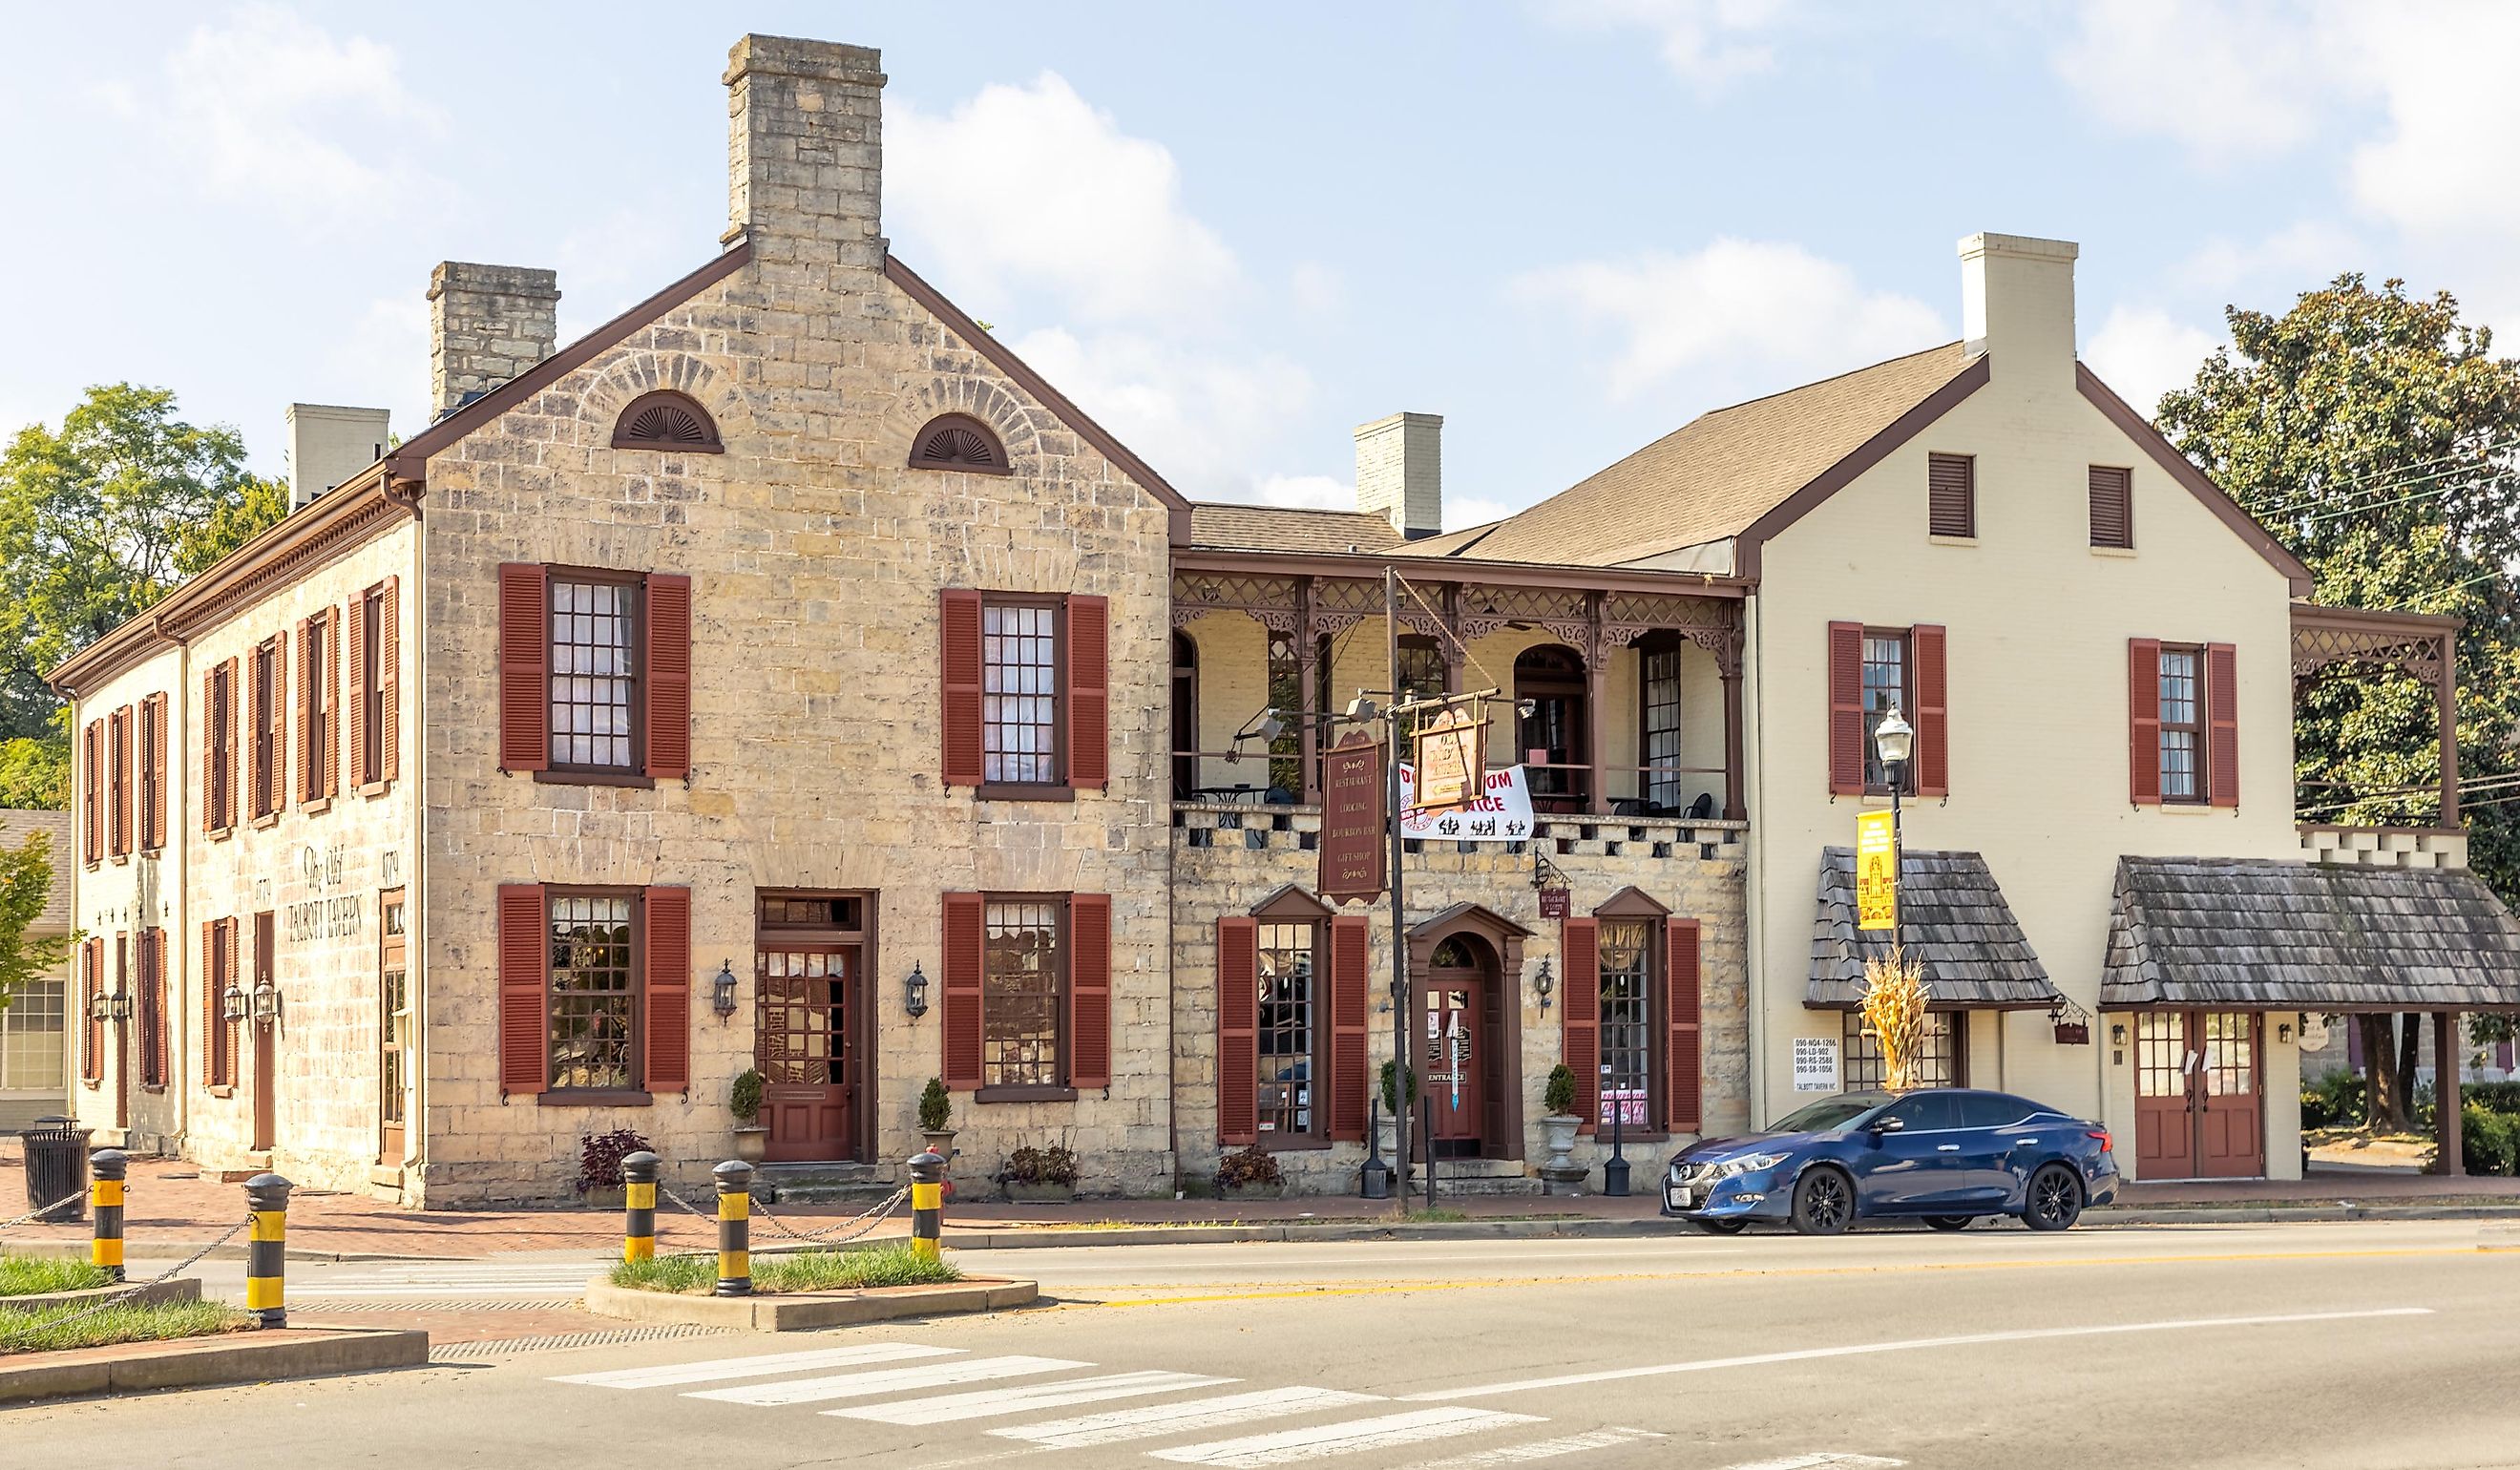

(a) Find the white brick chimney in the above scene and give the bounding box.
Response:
[724,34,887,271]
[284,403,390,510]
[1959,232,2079,390]
[428,262,560,418]
[1354,411,1442,539]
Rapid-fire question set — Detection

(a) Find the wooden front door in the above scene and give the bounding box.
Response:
[758,944,859,1163]
[1422,972,1484,1159]
[2134,1010,2264,1180]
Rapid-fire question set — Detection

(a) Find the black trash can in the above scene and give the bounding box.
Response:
[20,1115,91,1224]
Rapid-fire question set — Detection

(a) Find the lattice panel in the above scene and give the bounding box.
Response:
[1173,573,1300,631]
[2291,623,2443,684]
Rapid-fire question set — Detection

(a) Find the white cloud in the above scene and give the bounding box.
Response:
[2174,221,2364,295]
[890,73,1239,325]
[1290,262,1346,321]
[2085,304,2221,417]
[1514,239,1944,398]
[1542,0,1793,94]
[1009,326,1314,500]
[2051,1,2352,166]
[320,296,430,435]
[100,4,444,227]
[1446,496,1517,532]
[2342,5,2520,238]
[1251,474,1353,511]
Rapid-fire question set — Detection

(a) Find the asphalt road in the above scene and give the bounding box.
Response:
[18,1218,2520,1470]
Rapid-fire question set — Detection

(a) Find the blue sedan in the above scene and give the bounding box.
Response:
[1660,1088,2120,1235]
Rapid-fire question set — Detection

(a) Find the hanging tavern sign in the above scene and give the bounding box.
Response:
[1397,764,1536,842]
[1318,731,1386,904]
[1409,704,1487,812]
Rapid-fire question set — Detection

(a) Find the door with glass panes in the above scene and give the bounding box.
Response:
[755,895,867,1163]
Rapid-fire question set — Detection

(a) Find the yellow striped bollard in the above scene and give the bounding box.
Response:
[908,1149,945,1264]
[620,1151,659,1263]
[89,1148,127,1282]
[244,1173,292,1329]
[713,1160,752,1297]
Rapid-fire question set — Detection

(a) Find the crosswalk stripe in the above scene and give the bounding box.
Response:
[686,1355,1089,1407]
[991,1388,1385,1450]
[1150,1408,1547,1466]
[824,1370,1236,1425]
[1396,1426,1666,1466]
[552,1343,958,1390]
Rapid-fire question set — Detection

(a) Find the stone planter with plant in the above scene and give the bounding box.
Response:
[730,1068,768,1163]
[1538,1062,1586,1194]
[998,1143,1080,1203]
[578,1128,654,1209]
[1212,1144,1286,1201]
[917,1077,956,1166]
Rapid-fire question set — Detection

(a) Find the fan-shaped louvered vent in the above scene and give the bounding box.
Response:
[908,414,1011,473]
[611,392,723,452]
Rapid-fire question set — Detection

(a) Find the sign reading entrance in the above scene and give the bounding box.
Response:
[1855,808,1898,932]
[1793,1037,1840,1092]
[1409,704,1486,812]
[1318,732,1386,904]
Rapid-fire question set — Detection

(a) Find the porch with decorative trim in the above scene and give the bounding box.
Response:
[2291,603,2466,869]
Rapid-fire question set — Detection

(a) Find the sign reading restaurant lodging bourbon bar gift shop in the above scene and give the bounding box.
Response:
[1318,731,1386,904]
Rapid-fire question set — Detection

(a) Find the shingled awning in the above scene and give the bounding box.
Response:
[2102,857,2520,1012]
[1809,847,2062,1011]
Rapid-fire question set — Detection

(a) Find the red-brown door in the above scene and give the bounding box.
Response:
[759,944,858,1163]
[1423,976,1483,1158]
[2134,1010,2263,1180]
[2133,1012,2194,1178]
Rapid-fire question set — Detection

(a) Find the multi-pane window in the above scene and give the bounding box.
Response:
[1598,919,1655,1128]
[2158,646,2202,803]
[982,899,1062,1087]
[0,975,64,1094]
[550,578,637,770]
[1256,923,1318,1138]
[1642,641,1684,810]
[982,601,1060,786]
[548,892,637,1090]
[1264,631,1301,795]
[1861,632,1913,794]
[1842,1010,1963,1090]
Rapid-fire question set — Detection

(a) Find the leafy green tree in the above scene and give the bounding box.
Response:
[0,384,287,751]
[0,828,72,1014]
[2156,275,2520,1126]
[0,737,69,809]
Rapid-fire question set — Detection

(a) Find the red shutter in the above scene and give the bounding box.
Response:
[941,892,984,1089]
[83,723,100,863]
[148,694,167,849]
[200,673,217,832]
[939,590,984,788]
[1216,916,1259,1145]
[148,932,167,1088]
[81,941,101,1082]
[346,594,368,789]
[1329,914,1370,1142]
[1069,892,1112,1089]
[2207,642,2239,809]
[1913,624,1947,798]
[379,578,401,783]
[498,564,549,772]
[1066,595,1109,789]
[1827,621,1864,795]
[642,886,691,1093]
[200,921,219,1088]
[296,617,315,805]
[268,626,287,816]
[2128,638,2161,805]
[326,609,342,798]
[1666,917,1703,1134]
[645,574,692,780]
[1562,917,1600,1133]
[496,884,547,1096]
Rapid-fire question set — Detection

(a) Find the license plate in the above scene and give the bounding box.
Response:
[1668,1187,1693,1209]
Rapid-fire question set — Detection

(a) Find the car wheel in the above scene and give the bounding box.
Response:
[2024,1164,2084,1231]
[1692,1218,1749,1236]
[1923,1215,1974,1231]
[1789,1167,1855,1235]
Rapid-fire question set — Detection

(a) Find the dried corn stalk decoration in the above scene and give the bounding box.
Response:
[1858,948,1932,1091]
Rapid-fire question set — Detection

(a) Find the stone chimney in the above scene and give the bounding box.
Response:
[1959,232,2078,391]
[1354,412,1443,539]
[428,262,560,419]
[724,34,887,270]
[284,403,390,510]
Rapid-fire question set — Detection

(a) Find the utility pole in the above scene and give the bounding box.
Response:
[1385,567,1412,1205]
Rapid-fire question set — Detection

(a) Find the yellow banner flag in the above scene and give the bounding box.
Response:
[1856,808,1897,932]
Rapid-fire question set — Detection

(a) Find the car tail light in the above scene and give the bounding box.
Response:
[2089,1129,2111,1151]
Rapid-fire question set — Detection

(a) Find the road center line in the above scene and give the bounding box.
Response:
[1400,1307,2435,1399]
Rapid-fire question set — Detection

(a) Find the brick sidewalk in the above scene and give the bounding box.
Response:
[5,1144,2515,1261]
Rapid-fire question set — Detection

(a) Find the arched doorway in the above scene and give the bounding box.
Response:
[1516,644,1588,812]
[1408,905,1533,1161]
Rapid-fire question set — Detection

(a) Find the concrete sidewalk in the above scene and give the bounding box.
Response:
[6,1144,2517,1261]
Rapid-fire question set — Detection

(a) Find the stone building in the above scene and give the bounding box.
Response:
[50,33,2516,1207]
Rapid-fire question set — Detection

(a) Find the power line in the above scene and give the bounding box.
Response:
[2384,569,2505,613]
[2255,437,2520,518]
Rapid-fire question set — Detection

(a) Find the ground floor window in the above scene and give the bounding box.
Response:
[983,898,1063,1088]
[548,892,639,1090]
[0,976,64,1093]
[1598,919,1655,1127]
[1842,1010,1964,1089]
[1256,922,1319,1139]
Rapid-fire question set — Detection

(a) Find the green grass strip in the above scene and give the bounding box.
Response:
[0,1299,250,1355]
[0,1254,114,1297]
[610,1244,964,1295]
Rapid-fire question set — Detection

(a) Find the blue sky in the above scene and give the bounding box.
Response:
[5,3,2515,529]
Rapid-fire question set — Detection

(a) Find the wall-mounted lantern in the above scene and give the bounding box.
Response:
[220,986,249,1024]
[89,991,113,1022]
[711,960,740,1019]
[106,991,134,1022]
[249,981,280,1023]
[904,961,931,1019]
[1531,957,1556,1016]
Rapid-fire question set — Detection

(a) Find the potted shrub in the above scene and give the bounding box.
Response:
[1537,1063,1586,1193]
[577,1128,653,1208]
[730,1069,769,1163]
[917,1077,956,1165]
[999,1143,1081,1204]
[1376,1060,1418,1158]
[1213,1144,1286,1201]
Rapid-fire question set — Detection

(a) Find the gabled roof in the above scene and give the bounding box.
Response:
[1810,846,2061,1012]
[1188,504,1404,555]
[2102,857,2520,1012]
[0,808,72,933]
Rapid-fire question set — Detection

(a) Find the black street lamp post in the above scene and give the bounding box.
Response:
[1874,704,1915,956]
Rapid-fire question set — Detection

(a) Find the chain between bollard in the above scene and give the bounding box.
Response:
[0,1212,252,1349]
[749,1186,910,1245]
[0,1189,87,1237]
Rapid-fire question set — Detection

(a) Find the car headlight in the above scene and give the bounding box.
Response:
[1712,1152,1789,1179]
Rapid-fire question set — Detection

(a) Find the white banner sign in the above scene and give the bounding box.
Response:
[1792,1037,1840,1093]
[1397,764,1537,842]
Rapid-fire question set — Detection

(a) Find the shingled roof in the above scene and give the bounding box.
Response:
[2102,857,2520,1011]
[1810,846,2061,1011]
[1187,504,1406,556]
[0,808,72,934]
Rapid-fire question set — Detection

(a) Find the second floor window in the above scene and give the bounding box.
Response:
[108,707,130,858]
[983,600,1060,785]
[1861,631,1912,795]
[300,609,335,804]
[551,577,638,771]
[207,662,237,832]
[2158,645,2203,803]
[250,635,284,821]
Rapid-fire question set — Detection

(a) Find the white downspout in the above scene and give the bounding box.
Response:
[1742,591,1767,1128]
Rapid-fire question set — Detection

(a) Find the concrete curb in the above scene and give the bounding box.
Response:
[0,1326,428,1404]
[0,1277,200,1312]
[582,1275,1037,1331]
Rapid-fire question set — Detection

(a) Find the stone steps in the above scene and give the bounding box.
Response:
[749,1161,900,1208]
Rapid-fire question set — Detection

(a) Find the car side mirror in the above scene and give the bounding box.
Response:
[1870,1115,1905,1136]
